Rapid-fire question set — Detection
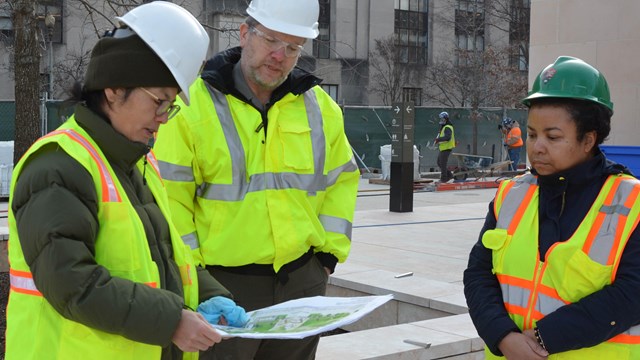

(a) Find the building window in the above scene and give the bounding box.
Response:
[0,2,13,42]
[313,0,330,59]
[321,84,339,102]
[403,87,422,106]
[0,1,63,44]
[455,0,485,66]
[394,0,428,65]
[509,0,530,72]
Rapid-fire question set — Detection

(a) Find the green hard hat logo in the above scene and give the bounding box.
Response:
[541,68,556,84]
[522,56,613,113]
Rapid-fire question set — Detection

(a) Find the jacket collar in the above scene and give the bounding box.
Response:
[74,104,149,171]
[534,148,630,188]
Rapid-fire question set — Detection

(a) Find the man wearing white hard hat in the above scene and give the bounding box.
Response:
[154,0,359,358]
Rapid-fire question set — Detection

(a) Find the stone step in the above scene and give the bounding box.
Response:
[317,313,483,360]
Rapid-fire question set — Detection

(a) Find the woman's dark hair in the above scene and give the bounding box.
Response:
[65,82,133,123]
[529,97,612,146]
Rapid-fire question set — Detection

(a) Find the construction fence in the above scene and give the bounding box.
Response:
[344,106,528,172]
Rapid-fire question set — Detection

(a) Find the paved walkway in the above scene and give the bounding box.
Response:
[314,178,494,359]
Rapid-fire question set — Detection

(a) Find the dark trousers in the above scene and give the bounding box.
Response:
[200,256,329,360]
[437,149,453,181]
[508,148,521,171]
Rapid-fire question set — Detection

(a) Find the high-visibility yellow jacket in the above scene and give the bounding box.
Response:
[482,173,640,359]
[438,124,455,151]
[6,119,199,360]
[154,76,359,271]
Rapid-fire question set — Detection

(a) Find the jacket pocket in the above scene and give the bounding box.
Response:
[482,228,510,274]
[277,122,314,171]
[545,244,612,303]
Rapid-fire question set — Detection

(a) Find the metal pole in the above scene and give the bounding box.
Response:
[48,35,53,98]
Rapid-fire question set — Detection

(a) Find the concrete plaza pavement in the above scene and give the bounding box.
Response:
[317,177,496,359]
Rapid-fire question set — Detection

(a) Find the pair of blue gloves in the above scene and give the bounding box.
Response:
[197,296,249,327]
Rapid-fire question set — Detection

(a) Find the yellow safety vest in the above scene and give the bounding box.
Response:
[482,173,640,359]
[438,124,455,151]
[6,119,199,360]
[154,79,359,271]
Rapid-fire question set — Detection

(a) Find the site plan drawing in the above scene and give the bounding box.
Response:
[210,294,394,339]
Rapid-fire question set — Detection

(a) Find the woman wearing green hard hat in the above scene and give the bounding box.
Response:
[465,56,640,359]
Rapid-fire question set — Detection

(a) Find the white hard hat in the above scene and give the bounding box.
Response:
[247,0,320,39]
[116,1,209,105]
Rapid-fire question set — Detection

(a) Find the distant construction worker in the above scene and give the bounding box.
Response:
[502,117,523,171]
[153,0,360,358]
[434,111,455,182]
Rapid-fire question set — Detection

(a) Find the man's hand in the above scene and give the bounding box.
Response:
[172,309,222,352]
[498,331,548,359]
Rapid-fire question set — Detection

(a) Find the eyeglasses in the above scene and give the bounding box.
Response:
[139,88,181,120]
[249,26,304,58]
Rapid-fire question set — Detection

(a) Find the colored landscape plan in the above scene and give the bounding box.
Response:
[210,294,393,339]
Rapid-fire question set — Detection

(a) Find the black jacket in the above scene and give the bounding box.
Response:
[12,105,230,359]
[463,149,640,355]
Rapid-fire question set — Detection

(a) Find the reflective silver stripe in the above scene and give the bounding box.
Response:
[501,283,530,308]
[600,204,631,216]
[495,174,537,229]
[50,129,120,202]
[198,85,340,201]
[181,232,200,250]
[9,273,40,293]
[207,82,247,185]
[536,292,565,315]
[622,324,640,336]
[158,160,195,182]
[146,150,160,172]
[328,158,358,187]
[304,91,326,195]
[589,178,640,264]
[320,214,353,240]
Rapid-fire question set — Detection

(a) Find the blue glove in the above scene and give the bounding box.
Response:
[197,296,249,327]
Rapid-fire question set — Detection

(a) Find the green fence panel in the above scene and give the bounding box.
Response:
[344,106,528,171]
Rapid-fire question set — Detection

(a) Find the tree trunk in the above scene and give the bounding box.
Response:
[12,0,42,165]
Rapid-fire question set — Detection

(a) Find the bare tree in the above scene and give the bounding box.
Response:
[11,0,41,164]
[368,35,424,106]
[423,0,528,154]
[486,0,530,72]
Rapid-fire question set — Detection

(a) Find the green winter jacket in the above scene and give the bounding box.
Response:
[10,104,230,359]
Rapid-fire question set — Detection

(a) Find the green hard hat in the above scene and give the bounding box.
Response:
[522,56,613,113]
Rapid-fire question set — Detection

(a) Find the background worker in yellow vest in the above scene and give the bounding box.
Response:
[464,56,640,359]
[434,111,456,182]
[5,3,247,359]
[153,0,360,358]
[501,117,524,171]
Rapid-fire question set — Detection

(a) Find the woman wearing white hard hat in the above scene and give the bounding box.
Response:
[5,2,247,359]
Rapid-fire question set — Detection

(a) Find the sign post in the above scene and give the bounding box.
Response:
[389,102,415,212]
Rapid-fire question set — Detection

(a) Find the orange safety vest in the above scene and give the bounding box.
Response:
[6,119,199,360]
[482,173,640,359]
[506,127,523,148]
